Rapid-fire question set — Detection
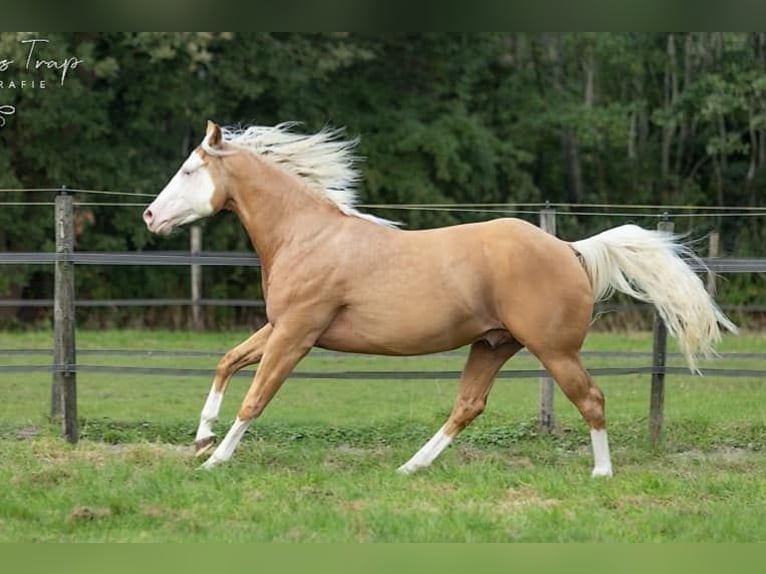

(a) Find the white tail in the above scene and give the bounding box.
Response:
[572,224,737,372]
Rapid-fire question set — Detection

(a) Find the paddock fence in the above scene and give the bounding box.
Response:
[1,192,766,446]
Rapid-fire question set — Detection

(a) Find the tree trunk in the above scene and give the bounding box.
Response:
[551,34,584,203]
[583,42,595,196]
[675,33,694,176]
[661,34,678,196]
[718,114,729,203]
[584,44,595,108]
[713,153,724,207]
[529,34,547,96]
[760,130,766,170]
[514,33,527,67]
[628,111,636,160]
[746,106,757,204]
[759,33,766,172]
[564,130,584,202]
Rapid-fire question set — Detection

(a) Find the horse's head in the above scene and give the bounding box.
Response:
[143,120,229,236]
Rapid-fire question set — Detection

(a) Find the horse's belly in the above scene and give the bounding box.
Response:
[316,305,493,356]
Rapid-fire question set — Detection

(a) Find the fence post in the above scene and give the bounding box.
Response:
[52,191,78,443]
[706,230,720,295]
[190,225,203,330]
[539,205,556,433]
[649,215,674,448]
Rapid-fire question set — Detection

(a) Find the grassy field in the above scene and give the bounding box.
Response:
[0,329,765,542]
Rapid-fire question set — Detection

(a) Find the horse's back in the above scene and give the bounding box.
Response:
[316,216,593,355]
[410,217,587,296]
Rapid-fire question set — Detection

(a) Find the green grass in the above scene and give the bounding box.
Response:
[0,329,765,541]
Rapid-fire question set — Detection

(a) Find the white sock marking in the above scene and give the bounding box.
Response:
[200,417,251,470]
[398,425,453,474]
[590,428,613,478]
[195,385,223,441]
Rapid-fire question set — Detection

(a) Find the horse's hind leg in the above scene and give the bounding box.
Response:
[536,352,613,477]
[194,324,273,456]
[398,339,521,474]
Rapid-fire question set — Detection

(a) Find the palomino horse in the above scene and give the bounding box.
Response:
[143,121,736,476]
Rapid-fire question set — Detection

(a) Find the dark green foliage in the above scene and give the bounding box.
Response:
[1,33,764,327]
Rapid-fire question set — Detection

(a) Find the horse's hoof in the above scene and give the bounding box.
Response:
[591,466,613,478]
[194,436,216,457]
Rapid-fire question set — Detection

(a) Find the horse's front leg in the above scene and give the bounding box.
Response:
[199,317,327,470]
[194,324,273,456]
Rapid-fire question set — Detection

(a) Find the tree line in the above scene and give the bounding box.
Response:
[0,33,763,328]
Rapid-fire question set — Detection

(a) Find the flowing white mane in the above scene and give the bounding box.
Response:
[207,122,398,228]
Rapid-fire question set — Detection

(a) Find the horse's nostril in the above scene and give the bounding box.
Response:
[143,209,154,223]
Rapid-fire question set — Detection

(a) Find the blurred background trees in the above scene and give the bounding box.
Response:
[1,33,764,328]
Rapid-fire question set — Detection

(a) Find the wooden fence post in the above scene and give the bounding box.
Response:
[649,215,674,448]
[539,205,556,433]
[190,225,203,330]
[52,191,78,443]
[706,230,720,295]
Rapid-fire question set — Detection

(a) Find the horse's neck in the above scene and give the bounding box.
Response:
[231,159,343,270]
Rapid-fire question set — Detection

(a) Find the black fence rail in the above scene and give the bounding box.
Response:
[0,251,260,266]
[2,250,766,271]
[3,363,766,379]
[0,252,763,311]
[3,347,765,360]
[0,298,267,308]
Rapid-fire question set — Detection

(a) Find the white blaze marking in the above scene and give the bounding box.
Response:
[590,428,613,478]
[146,148,216,234]
[397,425,453,474]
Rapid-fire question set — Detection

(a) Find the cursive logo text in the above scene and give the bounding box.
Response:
[0,38,83,87]
[20,39,83,86]
[0,37,83,129]
[0,104,15,127]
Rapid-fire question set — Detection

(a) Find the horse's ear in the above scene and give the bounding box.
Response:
[205,120,222,149]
